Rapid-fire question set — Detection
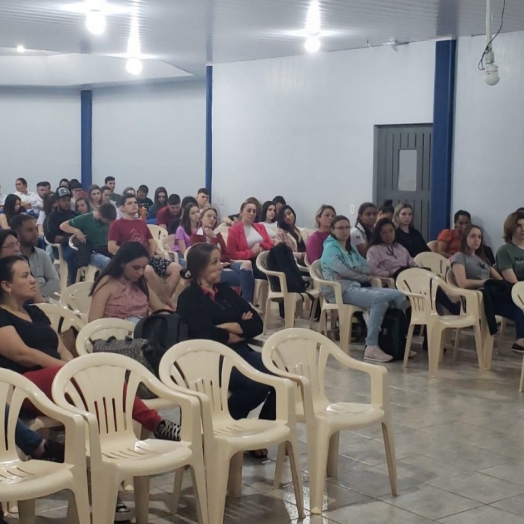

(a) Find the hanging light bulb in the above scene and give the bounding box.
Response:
[305,36,321,53]
[304,1,322,53]
[126,57,143,75]
[126,17,142,75]
[85,0,106,35]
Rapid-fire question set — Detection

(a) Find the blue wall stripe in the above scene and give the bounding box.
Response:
[80,90,93,189]
[429,39,456,240]
[205,65,213,197]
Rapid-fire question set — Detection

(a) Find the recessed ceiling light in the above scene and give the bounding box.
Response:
[16,45,25,53]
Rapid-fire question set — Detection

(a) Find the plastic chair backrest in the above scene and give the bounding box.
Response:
[76,319,135,355]
[512,282,524,312]
[396,268,435,315]
[414,252,450,278]
[161,235,175,252]
[148,224,168,243]
[310,260,342,304]
[427,240,438,252]
[62,281,93,315]
[33,303,85,333]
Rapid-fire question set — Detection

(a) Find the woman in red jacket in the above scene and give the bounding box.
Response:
[227,201,274,280]
[191,207,256,303]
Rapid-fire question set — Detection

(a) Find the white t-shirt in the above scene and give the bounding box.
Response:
[15,191,41,211]
[350,222,367,246]
[36,211,46,226]
[244,225,264,249]
[261,222,278,240]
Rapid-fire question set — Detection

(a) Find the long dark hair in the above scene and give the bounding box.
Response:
[42,193,56,216]
[0,230,17,250]
[460,224,490,263]
[356,202,376,242]
[276,205,299,236]
[368,217,396,247]
[0,255,24,301]
[261,201,276,223]
[4,194,22,222]
[180,203,199,236]
[181,243,219,282]
[75,197,92,214]
[154,187,168,207]
[87,184,101,207]
[330,215,352,253]
[90,242,150,297]
[378,199,394,216]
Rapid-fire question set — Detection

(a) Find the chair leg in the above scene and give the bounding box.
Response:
[326,432,339,478]
[309,298,319,329]
[134,476,150,524]
[18,499,35,524]
[306,427,329,515]
[317,309,327,336]
[286,439,305,518]
[69,476,91,524]
[338,309,351,353]
[519,356,524,392]
[207,454,231,524]
[92,472,121,524]
[262,298,272,334]
[171,467,185,514]
[227,452,243,498]
[283,296,297,329]
[403,324,415,368]
[472,324,484,371]
[428,324,442,377]
[273,442,287,489]
[452,329,461,361]
[497,318,507,354]
[381,418,398,497]
[190,462,209,524]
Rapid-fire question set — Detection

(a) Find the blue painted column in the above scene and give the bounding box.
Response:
[205,65,213,198]
[80,90,93,188]
[429,39,456,240]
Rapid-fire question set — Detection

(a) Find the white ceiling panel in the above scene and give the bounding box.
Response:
[0,0,521,82]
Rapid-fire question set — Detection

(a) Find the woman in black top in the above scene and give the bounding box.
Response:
[392,203,430,258]
[177,243,276,429]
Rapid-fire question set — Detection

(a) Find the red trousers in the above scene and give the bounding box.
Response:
[23,366,161,432]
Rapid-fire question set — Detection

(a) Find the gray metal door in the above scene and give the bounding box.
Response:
[373,124,432,239]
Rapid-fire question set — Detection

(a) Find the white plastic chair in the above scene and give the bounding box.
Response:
[44,237,68,293]
[512,283,524,391]
[159,340,305,524]
[256,251,319,333]
[396,268,484,376]
[0,369,90,524]
[52,353,208,524]
[309,260,365,352]
[414,251,450,279]
[262,328,397,513]
[33,303,86,333]
[60,281,93,321]
[148,224,168,248]
[158,235,179,263]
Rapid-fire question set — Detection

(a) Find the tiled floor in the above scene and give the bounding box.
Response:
[6,316,524,524]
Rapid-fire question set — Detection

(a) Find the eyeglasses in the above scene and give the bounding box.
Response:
[1,241,20,250]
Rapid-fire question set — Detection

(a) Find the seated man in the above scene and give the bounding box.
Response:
[59,202,117,270]
[108,193,182,305]
[436,210,471,258]
[156,193,182,231]
[137,184,154,213]
[10,214,60,301]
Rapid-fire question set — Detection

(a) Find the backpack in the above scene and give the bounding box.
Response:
[266,243,310,294]
[378,308,408,360]
[134,310,189,373]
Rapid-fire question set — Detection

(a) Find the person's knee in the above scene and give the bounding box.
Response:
[241,260,252,271]
[167,262,182,277]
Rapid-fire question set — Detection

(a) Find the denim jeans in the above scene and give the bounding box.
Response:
[89,252,111,270]
[337,286,407,347]
[59,244,78,286]
[220,262,255,304]
[5,407,43,456]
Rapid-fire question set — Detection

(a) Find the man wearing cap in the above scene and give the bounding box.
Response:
[45,187,78,285]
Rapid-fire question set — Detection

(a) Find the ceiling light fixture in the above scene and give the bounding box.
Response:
[85,0,107,35]
[304,0,321,53]
[16,45,25,53]
[305,36,321,53]
[126,17,142,75]
[480,0,505,86]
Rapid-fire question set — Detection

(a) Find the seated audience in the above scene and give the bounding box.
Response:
[89,242,170,323]
[174,203,200,260]
[275,205,309,264]
[366,218,416,278]
[157,194,182,230]
[45,187,78,285]
[0,230,21,258]
[100,185,116,205]
[137,185,154,212]
[376,200,395,222]
[224,197,262,226]
[496,211,524,283]
[14,178,39,212]
[122,186,135,196]
[69,180,84,204]
[0,194,24,229]
[437,210,471,258]
[177,243,276,444]
[35,182,51,215]
[59,202,116,270]
[191,207,256,304]
[87,184,102,210]
[108,193,181,304]
[393,203,430,258]
[11,215,59,302]
[351,202,377,257]
[260,201,278,240]
[306,204,337,263]
[105,176,121,204]
[453,224,524,352]
[321,215,408,363]
[273,196,287,214]
[148,187,168,219]
[74,197,91,215]
[196,188,210,210]
[227,201,274,279]
[37,193,56,237]
[58,179,70,189]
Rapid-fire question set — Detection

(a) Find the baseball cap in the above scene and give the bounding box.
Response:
[56,187,72,199]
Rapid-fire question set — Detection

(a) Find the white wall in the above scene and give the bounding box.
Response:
[0,88,81,193]
[453,31,524,250]
[212,40,435,226]
[92,81,206,198]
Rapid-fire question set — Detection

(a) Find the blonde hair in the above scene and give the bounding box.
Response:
[393,203,413,227]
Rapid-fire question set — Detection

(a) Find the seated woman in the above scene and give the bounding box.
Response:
[366,218,417,278]
[174,203,200,262]
[227,201,274,280]
[190,207,256,304]
[454,224,524,353]
[350,202,377,257]
[306,204,336,263]
[74,197,91,215]
[37,193,56,238]
[87,184,102,211]
[392,203,430,258]
[321,215,408,363]
[260,201,278,240]
[275,205,310,265]
[89,242,170,323]
[0,194,25,229]
[148,186,168,219]
[223,197,262,227]
[496,211,524,284]
[376,200,395,222]
[437,210,471,258]
[177,243,275,455]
